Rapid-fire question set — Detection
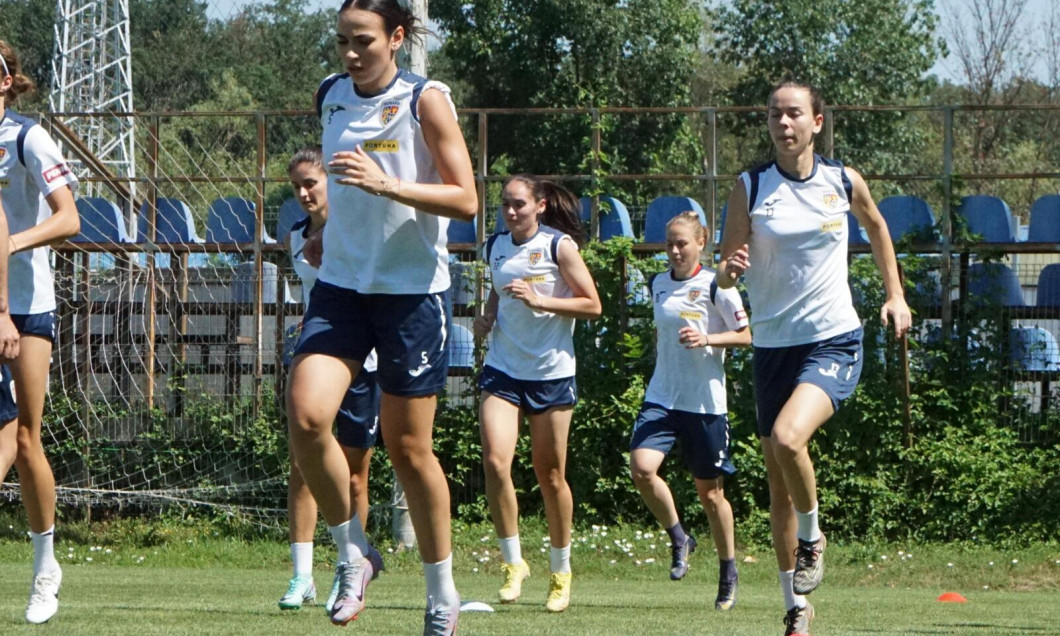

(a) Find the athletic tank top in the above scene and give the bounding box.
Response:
[740,155,861,347]
[316,69,455,294]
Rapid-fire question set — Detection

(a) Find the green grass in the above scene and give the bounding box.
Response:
[0,518,1055,634]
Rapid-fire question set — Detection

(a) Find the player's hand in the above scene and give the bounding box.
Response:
[881,295,912,338]
[473,313,496,338]
[329,147,398,196]
[0,312,20,362]
[303,231,324,268]
[503,279,542,309]
[722,244,750,282]
[678,326,709,349]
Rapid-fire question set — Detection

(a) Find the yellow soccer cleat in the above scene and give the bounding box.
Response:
[498,561,530,603]
[545,572,571,613]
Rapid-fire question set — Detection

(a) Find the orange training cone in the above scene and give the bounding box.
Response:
[937,592,968,603]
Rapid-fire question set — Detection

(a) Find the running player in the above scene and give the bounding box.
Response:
[278,147,383,612]
[474,175,601,613]
[0,40,81,624]
[286,2,477,632]
[717,81,911,635]
[630,211,749,610]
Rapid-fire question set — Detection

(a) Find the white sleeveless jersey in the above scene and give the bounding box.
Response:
[0,110,78,314]
[484,226,576,380]
[316,70,454,295]
[645,266,748,414]
[740,156,861,347]
[289,217,376,373]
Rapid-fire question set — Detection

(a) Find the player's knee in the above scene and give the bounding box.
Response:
[482,452,510,481]
[534,464,566,495]
[700,485,726,509]
[770,424,804,460]
[629,464,655,487]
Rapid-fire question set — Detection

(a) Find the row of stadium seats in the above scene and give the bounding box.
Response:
[74,197,278,246]
[72,193,1060,248]
[848,194,1060,244]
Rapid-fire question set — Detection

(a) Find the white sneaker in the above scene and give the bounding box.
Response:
[26,567,61,624]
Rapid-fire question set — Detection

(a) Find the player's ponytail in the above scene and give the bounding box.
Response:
[0,41,37,102]
[340,0,429,45]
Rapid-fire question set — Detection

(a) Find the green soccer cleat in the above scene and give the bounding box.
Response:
[278,576,316,610]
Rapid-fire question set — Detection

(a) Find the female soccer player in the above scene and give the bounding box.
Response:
[286,1,477,632]
[278,147,383,612]
[473,175,601,613]
[718,81,911,636]
[0,40,81,625]
[629,212,749,610]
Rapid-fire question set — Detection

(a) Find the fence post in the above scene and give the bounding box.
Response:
[590,109,601,241]
[941,107,954,339]
[254,113,267,419]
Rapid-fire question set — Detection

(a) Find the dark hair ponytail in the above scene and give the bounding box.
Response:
[505,174,586,246]
[0,40,37,101]
[340,0,429,45]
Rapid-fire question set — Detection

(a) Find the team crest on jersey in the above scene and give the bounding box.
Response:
[0,148,6,160]
[687,290,701,302]
[380,100,401,125]
[528,250,543,266]
[823,193,840,209]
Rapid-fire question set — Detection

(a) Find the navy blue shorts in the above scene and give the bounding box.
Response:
[0,312,56,424]
[294,281,451,397]
[478,365,577,415]
[336,369,381,449]
[753,327,864,437]
[630,403,736,480]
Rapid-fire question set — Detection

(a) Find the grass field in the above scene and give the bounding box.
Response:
[0,519,1055,634]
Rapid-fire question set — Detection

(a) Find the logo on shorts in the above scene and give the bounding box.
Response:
[42,163,71,184]
[823,193,840,209]
[687,290,701,302]
[381,100,401,125]
[528,250,543,266]
[409,362,432,378]
[818,362,840,379]
[368,416,379,436]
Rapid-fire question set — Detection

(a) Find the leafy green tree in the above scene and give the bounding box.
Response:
[0,0,56,110]
[714,0,946,174]
[431,0,705,203]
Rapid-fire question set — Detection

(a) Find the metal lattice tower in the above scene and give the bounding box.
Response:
[49,0,135,198]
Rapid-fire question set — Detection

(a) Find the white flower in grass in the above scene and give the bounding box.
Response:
[880,555,888,561]
[387,547,394,554]
[645,558,655,564]
[867,564,874,570]
[989,561,994,566]
[1011,559,1019,565]
[601,531,608,537]
[947,563,954,568]
[540,548,546,553]
[590,544,597,549]
[635,560,642,566]
[105,549,112,554]
[898,550,905,556]
[472,568,478,573]
[472,551,478,557]
[85,557,92,562]
[609,560,616,565]
[650,544,656,550]
[983,586,989,590]
[480,536,489,543]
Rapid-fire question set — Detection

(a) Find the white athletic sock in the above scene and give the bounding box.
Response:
[794,504,822,542]
[347,513,370,558]
[424,554,460,607]
[780,570,807,611]
[328,520,359,564]
[291,542,313,578]
[498,535,523,565]
[550,544,571,574]
[30,526,59,576]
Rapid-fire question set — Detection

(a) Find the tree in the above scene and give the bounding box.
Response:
[714,0,946,175]
[431,0,705,203]
[0,0,57,110]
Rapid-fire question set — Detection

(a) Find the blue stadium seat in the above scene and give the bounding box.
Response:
[643,196,705,243]
[449,260,476,306]
[1009,327,1060,372]
[877,196,935,242]
[276,198,307,243]
[958,195,1017,242]
[447,218,477,244]
[579,195,633,240]
[847,212,868,245]
[1036,264,1060,307]
[74,197,132,243]
[967,263,1024,306]
[139,198,204,244]
[448,323,475,369]
[1027,194,1060,242]
[206,197,275,244]
[627,266,650,306]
